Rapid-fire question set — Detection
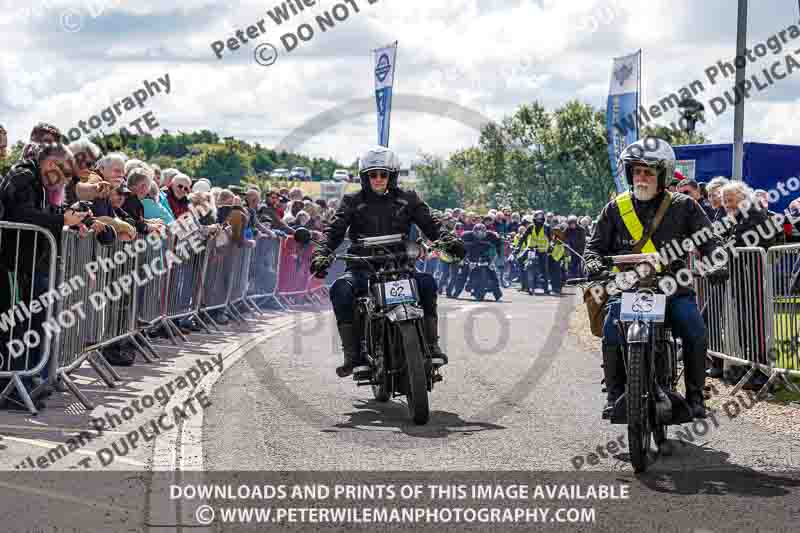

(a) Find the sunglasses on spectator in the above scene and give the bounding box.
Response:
[176,184,190,191]
[368,170,389,180]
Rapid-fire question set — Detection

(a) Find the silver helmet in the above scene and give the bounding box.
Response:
[358,145,401,190]
[473,223,487,240]
[619,137,675,189]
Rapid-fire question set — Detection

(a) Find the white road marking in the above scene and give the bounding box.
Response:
[2,435,147,467]
[0,479,135,514]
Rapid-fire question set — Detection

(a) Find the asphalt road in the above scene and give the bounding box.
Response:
[202,289,800,531]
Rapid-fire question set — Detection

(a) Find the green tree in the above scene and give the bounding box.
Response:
[414,153,461,209]
[195,145,252,187]
[449,100,615,215]
[641,124,709,146]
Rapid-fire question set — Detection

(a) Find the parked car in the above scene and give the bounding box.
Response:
[290,166,312,181]
[332,169,349,182]
[270,168,290,178]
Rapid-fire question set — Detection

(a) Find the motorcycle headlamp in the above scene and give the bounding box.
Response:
[405,241,422,260]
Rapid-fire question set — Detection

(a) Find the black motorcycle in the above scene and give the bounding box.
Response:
[329,234,444,425]
[522,248,545,294]
[568,254,691,473]
[465,257,493,301]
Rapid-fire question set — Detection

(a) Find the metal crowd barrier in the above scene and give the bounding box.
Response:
[766,244,800,390]
[161,228,213,336]
[198,236,232,328]
[697,246,800,397]
[227,244,261,320]
[0,223,385,414]
[276,236,316,306]
[0,222,58,414]
[247,236,283,311]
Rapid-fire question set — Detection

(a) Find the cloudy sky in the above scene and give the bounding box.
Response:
[1,0,799,168]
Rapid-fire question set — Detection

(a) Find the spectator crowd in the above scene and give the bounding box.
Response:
[0,121,794,410]
[0,122,342,410]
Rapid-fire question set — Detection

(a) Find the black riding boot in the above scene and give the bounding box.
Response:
[423,315,447,366]
[684,337,708,419]
[602,345,625,419]
[335,323,358,378]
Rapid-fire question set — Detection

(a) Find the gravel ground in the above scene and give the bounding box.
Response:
[568,300,800,441]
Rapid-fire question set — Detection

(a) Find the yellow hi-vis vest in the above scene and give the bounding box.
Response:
[525,226,549,252]
[614,191,666,272]
[550,242,565,261]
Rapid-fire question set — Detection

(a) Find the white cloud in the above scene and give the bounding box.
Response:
[0,0,798,166]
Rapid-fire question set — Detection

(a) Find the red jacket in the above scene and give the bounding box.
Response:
[166,188,190,218]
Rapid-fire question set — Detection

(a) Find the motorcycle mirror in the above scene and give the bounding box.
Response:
[294,227,312,244]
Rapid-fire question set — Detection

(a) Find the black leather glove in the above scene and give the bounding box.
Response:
[706,266,729,285]
[437,235,466,260]
[585,258,606,278]
[310,254,333,279]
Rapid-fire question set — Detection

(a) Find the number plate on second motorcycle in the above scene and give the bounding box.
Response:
[383,279,416,305]
[620,291,666,322]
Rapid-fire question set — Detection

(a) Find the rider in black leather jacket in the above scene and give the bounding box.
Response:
[310,146,465,377]
[453,224,503,301]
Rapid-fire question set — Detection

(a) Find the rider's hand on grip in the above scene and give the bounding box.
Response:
[437,235,465,261]
[585,258,606,278]
[310,254,333,279]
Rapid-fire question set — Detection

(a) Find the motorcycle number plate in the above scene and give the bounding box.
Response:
[620,292,666,322]
[383,279,415,305]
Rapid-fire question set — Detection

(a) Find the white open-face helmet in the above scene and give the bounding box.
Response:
[619,137,676,190]
[358,145,401,190]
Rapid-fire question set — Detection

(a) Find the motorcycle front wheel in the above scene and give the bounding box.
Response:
[397,321,430,425]
[626,342,652,473]
[473,269,487,301]
[370,319,390,402]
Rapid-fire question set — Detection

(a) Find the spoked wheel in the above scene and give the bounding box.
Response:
[397,322,430,425]
[626,343,652,473]
[370,321,390,402]
[473,269,487,301]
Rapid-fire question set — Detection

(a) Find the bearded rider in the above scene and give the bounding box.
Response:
[452,223,504,301]
[309,146,466,377]
[583,138,728,421]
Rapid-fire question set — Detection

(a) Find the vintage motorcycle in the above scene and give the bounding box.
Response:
[522,248,545,295]
[322,233,445,425]
[568,253,691,473]
[450,256,498,301]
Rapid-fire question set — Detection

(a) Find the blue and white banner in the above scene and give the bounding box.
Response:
[373,41,398,147]
[606,50,641,193]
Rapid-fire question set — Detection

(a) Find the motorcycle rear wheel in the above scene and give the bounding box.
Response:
[398,321,430,425]
[626,343,652,473]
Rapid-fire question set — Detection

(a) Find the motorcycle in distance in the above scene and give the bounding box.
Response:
[522,248,543,295]
[302,230,445,425]
[451,256,501,301]
[566,253,691,473]
[500,236,515,288]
